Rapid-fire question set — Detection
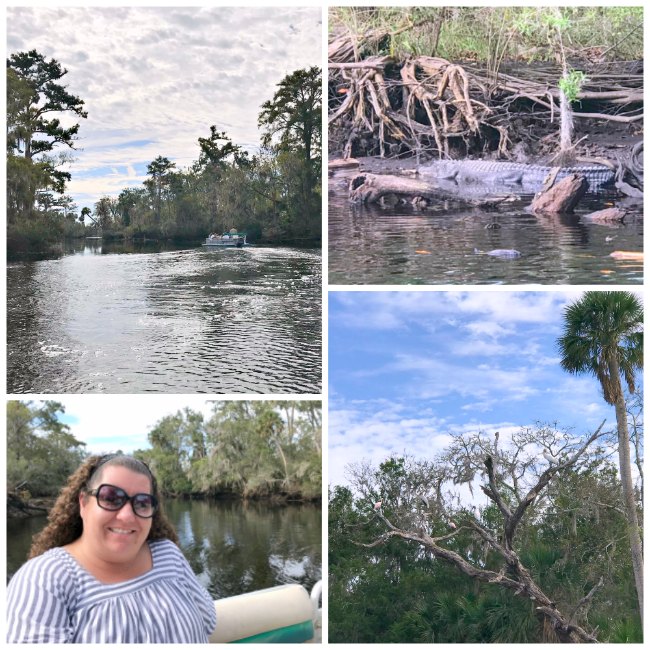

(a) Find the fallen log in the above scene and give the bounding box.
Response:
[349,173,439,204]
[7,492,48,518]
[529,174,588,214]
[348,172,516,206]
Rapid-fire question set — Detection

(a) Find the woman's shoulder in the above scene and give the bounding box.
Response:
[149,537,182,555]
[12,547,75,576]
[9,548,82,594]
[149,538,187,564]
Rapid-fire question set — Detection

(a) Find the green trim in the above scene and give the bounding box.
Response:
[230,620,314,643]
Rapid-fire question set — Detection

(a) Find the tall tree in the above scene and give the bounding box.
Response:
[195,127,242,229]
[6,50,86,229]
[94,196,118,230]
[7,50,87,160]
[258,66,322,217]
[145,155,176,224]
[259,66,322,166]
[557,291,644,621]
[197,126,242,168]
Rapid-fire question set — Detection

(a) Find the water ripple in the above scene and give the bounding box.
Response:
[7,246,322,394]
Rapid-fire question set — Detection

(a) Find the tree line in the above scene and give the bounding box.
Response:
[7,50,321,255]
[7,400,322,505]
[329,291,643,642]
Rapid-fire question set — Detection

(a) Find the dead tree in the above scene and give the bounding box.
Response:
[356,420,607,643]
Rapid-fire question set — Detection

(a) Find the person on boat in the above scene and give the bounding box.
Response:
[7,454,216,643]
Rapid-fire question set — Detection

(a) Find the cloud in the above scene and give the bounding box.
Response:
[331,290,587,335]
[7,6,321,211]
[329,291,626,489]
[329,399,458,486]
[46,396,216,453]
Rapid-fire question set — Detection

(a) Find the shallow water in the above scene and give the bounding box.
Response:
[329,168,643,285]
[7,243,321,393]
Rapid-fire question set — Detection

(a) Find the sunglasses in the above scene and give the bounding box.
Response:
[86,483,158,519]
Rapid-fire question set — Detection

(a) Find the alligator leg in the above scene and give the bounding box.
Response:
[439,169,460,181]
[498,171,524,185]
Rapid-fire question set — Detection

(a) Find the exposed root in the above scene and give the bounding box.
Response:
[329,30,643,164]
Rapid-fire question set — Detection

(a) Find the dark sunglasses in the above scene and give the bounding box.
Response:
[86,483,158,519]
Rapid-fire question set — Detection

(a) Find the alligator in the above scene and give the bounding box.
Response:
[418,159,615,194]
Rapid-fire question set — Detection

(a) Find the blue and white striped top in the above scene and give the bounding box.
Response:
[7,539,216,643]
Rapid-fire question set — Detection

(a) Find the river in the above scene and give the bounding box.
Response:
[329,166,643,285]
[7,242,321,393]
[7,499,322,599]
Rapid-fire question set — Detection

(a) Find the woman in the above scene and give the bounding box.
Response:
[7,454,217,643]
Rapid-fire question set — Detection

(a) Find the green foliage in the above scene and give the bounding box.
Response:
[7,401,320,503]
[558,291,643,405]
[559,69,587,103]
[6,401,87,496]
[7,49,87,161]
[7,57,322,254]
[102,68,322,245]
[259,66,321,165]
[596,616,643,643]
[136,401,321,500]
[197,127,242,169]
[544,12,570,32]
[6,50,86,251]
[329,445,641,642]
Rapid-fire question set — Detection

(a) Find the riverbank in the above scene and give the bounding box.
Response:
[7,233,322,262]
[8,493,322,519]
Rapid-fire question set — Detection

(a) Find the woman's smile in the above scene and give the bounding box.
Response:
[107,527,136,535]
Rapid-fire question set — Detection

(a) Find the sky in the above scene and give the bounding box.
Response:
[328,290,642,488]
[6,5,322,213]
[35,396,217,454]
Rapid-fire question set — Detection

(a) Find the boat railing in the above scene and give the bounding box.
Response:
[209,580,322,644]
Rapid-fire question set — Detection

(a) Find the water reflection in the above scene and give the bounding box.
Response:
[329,168,643,284]
[167,499,322,598]
[7,245,322,393]
[7,500,322,599]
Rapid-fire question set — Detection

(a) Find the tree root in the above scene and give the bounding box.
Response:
[329,31,643,162]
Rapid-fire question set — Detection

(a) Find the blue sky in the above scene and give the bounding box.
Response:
[45,396,216,454]
[7,6,322,213]
[328,290,642,487]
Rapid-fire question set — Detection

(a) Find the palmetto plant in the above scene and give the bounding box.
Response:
[557,291,643,621]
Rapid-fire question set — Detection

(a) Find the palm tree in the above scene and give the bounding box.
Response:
[557,291,643,621]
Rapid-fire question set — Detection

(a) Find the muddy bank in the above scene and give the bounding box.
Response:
[328,54,642,186]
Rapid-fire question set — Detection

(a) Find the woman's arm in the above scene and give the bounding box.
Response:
[7,554,73,643]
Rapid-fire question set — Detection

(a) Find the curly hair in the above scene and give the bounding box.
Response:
[29,454,178,559]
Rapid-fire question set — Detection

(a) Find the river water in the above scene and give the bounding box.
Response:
[329,166,643,285]
[7,242,321,393]
[7,499,322,599]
